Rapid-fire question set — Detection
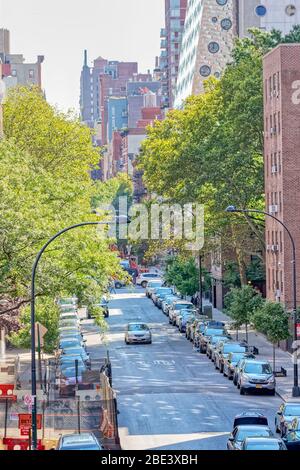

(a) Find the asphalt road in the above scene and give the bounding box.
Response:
[95,288,282,450]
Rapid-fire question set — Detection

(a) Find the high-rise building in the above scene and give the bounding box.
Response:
[174,0,237,108]
[263,44,300,317]
[174,0,300,108]
[159,0,188,109]
[0,29,10,56]
[238,0,300,37]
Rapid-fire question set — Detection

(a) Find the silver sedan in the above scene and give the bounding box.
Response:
[125,323,152,345]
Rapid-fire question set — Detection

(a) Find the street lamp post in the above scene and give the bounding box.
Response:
[30,218,129,449]
[226,206,300,398]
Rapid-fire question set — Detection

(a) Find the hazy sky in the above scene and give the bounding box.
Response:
[1,0,164,112]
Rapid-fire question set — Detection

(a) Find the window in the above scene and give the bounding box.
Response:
[255,5,267,16]
[11,69,17,77]
[221,18,232,30]
[278,112,281,133]
[29,69,35,78]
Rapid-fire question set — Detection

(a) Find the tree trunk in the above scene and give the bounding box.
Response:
[273,343,276,372]
[245,322,248,344]
[231,224,247,285]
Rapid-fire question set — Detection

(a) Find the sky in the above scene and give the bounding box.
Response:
[1,0,164,112]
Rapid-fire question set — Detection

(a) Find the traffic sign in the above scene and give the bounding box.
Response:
[23,394,34,407]
[18,413,42,436]
[34,322,48,348]
[0,384,17,401]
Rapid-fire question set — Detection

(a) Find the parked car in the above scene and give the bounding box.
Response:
[282,418,300,450]
[241,437,287,451]
[125,323,152,344]
[275,402,300,435]
[162,295,179,315]
[214,342,248,372]
[178,311,198,333]
[187,319,207,342]
[59,338,86,350]
[233,412,269,428]
[87,298,109,319]
[227,425,274,450]
[61,347,90,365]
[207,335,231,360]
[59,355,86,370]
[136,272,162,288]
[59,319,80,329]
[175,309,198,329]
[168,301,194,325]
[114,279,126,289]
[58,326,81,334]
[59,305,77,313]
[60,312,79,321]
[59,364,86,386]
[59,331,84,341]
[156,290,176,309]
[223,352,255,379]
[153,288,173,306]
[146,280,164,298]
[237,360,276,395]
[198,327,226,353]
[56,433,103,451]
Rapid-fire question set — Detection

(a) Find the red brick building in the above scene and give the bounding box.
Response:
[263,44,300,310]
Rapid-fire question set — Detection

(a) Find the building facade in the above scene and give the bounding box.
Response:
[263,44,300,312]
[160,0,188,108]
[174,0,300,108]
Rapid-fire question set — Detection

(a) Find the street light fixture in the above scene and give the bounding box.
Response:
[30,216,130,450]
[225,205,300,398]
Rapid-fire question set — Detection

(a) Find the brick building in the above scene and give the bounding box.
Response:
[263,44,300,311]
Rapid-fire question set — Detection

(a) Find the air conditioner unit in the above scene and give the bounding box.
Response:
[269,205,278,214]
[266,244,272,251]
[271,165,278,174]
[271,245,279,253]
[270,128,274,135]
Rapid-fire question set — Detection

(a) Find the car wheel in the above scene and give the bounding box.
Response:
[240,387,245,395]
[115,282,122,289]
[215,362,219,370]
[275,420,280,433]
[141,281,147,288]
[269,389,276,396]
[237,381,240,389]
[233,378,237,386]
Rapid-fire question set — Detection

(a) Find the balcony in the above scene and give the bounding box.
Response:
[160,28,167,38]
[161,39,167,49]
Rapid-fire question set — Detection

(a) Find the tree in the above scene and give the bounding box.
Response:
[164,256,200,297]
[0,87,125,347]
[224,285,264,342]
[139,28,300,283]
[252,301,290,370]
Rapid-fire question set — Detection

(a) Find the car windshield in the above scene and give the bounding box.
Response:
[63,348,86,355]
[236,428,272,441]
[60,341,81,347]
[244,363,272,374]
[175,304,193,310]
[149,281,163,287]
[284,405,300,416]
[211,336,228,345]
[61,443,101,450]
[245,441,283,450]
[230,353,247,362]
[205,329,224,336]
[128,324,148,331]
[224,344,246,353]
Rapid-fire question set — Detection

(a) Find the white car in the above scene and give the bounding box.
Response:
[136,272,162,288]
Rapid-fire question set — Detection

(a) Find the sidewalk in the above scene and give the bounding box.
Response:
[207,300,297,402]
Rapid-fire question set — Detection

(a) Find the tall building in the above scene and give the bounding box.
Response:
[174,0,237,108]
[0,29,44,90]
[0,29,10,56]
[263,43,300,322]
[238,0,300,37]
[159,0,188,108]
[174,0,300,108]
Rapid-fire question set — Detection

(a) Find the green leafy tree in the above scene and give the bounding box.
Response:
[224,285,264,342]
[165,256,200,297]
[0,87,125,347]
[252,301,290,370]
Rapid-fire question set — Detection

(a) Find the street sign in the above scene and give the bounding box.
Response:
[23,394,34,407]
[0,384,17,401]
[3,438,44,451]
[18,413,42,436]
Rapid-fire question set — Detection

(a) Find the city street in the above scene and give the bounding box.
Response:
[99,288,281,451]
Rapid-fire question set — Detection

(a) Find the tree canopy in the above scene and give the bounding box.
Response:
[0,87,125,348]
